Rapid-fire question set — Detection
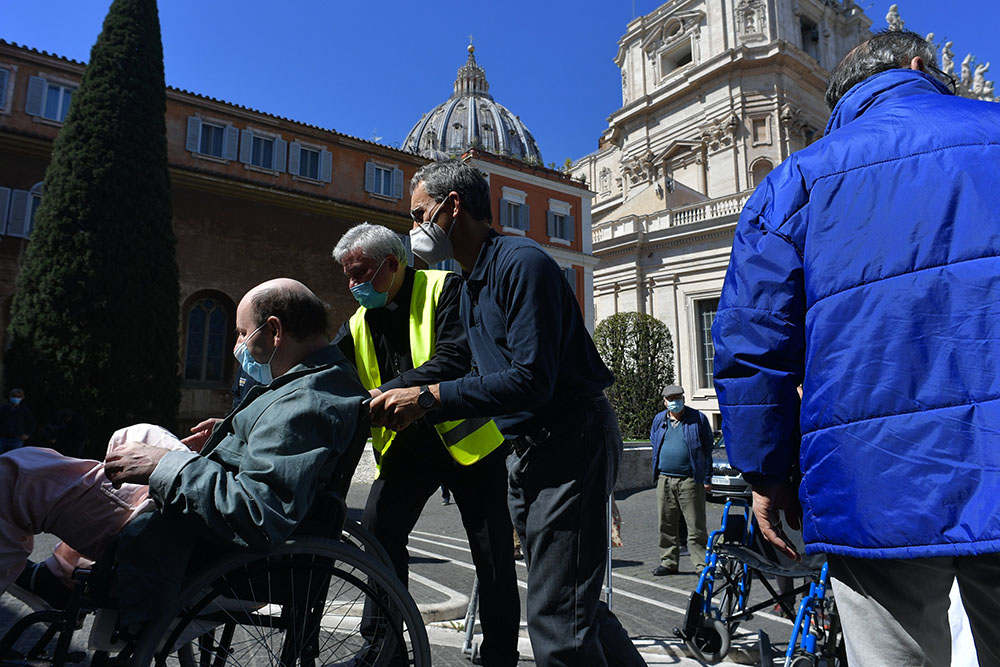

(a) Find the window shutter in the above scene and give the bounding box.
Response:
[546,210,555,237]
[364,161,376,193]
[185,116,202,153]
[392,167,404,199]
[521,203,531,231]
[0,187,9,235]
[26,76,46,116]
[567,214,575,243]
[273,138,287,172]
[288,142,301,176]
[7,190,29,238]
[239,129,252,164]
[0,69,9,108]
[320,150,333,183]
[223,125,239,160]
[499,198,508,227]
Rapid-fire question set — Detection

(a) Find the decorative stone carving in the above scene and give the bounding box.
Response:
[735,0,767,41]
[641,10,705,65]
[599,167,612,196]
[780,104,811,143]
[973,62,990,96]
[942,41,955,77]
[622,150,657,185]
[700,114,740,151]
[885,4,904,31]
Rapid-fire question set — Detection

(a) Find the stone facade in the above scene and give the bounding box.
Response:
[572,0,872,427]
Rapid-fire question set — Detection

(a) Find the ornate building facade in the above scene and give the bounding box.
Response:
[572,0,872,427]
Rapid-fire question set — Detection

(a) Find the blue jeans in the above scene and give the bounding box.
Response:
[507,395,645,667]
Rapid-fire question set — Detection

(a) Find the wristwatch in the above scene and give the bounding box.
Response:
[417,385,436,410]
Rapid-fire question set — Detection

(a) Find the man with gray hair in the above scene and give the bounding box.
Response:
[332,222,520,667]
[371,163,646,666]
[713,29,1000,665]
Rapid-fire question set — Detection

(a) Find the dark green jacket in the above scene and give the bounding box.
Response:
[117,344,366,625]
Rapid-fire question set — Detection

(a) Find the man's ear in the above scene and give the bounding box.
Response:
[909,56,926,72]
[267,315,283,345]
[386,254,400,273]
[448,191,461,220]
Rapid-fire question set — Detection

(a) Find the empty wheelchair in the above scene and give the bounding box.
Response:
[674,498,843,665]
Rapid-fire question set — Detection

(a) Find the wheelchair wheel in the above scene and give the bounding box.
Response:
[340,518,394,571]
[714,558,748,634]
[131,537,429,666]
[684,618,730,665]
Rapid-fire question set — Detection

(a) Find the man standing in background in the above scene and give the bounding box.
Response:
[649,384,712,576]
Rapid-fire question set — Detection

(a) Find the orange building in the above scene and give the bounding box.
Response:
[0,39,423,427]
[0,39,598,431]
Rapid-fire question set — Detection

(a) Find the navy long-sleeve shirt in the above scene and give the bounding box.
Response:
[438,231,614,436]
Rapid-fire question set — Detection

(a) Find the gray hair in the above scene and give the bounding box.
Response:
[332,222,408,266]
[825,29,937,110]
[410,161,492,224]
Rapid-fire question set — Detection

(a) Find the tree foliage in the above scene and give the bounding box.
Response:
[594,312,675,440]
[4,0,179,457]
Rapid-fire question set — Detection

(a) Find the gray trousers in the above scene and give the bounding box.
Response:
[656,475,707,571]
[507,396,646,667]
[828,553,1000,667]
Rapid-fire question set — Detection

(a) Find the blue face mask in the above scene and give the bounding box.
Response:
[666,398,684,413]
[9,397,22,406]
[350,257,391,309]
[234,321,277,385]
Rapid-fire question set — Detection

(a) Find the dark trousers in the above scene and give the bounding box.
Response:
[507,396,646,667]
[362,437,520,666]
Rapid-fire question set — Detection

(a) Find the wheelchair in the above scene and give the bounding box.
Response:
[1,406,429,667]
[674,499,846,666]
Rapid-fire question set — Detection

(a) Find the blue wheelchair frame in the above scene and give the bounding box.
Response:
[675,499,845,666]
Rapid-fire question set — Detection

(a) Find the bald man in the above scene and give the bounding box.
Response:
[0,279,368,625]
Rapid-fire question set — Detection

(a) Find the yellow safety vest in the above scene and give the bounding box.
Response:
[349,269,503,475]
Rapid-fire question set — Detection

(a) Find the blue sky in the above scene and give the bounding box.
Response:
[2,1,997,165]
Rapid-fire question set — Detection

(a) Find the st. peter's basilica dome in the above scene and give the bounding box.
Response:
[403,45,543,164]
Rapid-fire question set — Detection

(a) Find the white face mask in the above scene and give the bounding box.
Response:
[409,199,454,265]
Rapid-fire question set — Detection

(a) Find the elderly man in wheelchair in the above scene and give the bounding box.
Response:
[0,278,428,667]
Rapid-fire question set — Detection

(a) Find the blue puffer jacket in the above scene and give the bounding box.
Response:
[712,68,1000,559]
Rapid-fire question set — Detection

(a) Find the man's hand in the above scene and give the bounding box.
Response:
[704,484,712,494]
[180,417,222,452]
[105,441,170,487]
[751,480,803,561]
[369,387,425,431]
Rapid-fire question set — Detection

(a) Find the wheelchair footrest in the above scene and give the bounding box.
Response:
[757,630,774,667]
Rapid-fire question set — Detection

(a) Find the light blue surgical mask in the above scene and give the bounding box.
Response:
[666,398,684,413]
[350,257,390,309]
[9,397,22,406]
[234,321,277,385]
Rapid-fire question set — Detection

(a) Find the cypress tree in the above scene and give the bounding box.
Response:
[4,0,179,457]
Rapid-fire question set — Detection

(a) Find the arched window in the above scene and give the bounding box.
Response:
[750,159,773,187]
[183,295,231,383]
